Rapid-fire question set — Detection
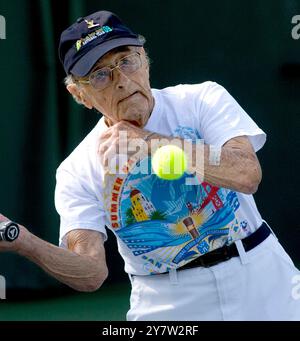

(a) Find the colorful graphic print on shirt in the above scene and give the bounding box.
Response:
[107,126,250,274]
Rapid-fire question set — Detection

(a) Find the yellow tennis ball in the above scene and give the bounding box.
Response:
[152,145,187,180]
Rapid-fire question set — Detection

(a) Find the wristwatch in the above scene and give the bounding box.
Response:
[0,221,20,242]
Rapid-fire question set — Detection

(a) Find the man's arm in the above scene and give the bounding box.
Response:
[143,133,262,194]
[99,121,262,195]
[0,214,108,292]
[148,134,262,194]
[149,135,262,194]
[200,135,262,194]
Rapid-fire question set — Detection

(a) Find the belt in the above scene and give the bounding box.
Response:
[175,221,271,271]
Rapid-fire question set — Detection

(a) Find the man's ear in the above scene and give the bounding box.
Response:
[67,84,93,109]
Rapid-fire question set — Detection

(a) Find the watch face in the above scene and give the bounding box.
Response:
[0,222,19,242]
[6,224,19,241]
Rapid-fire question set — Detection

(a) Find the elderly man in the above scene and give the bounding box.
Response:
[0,10,299,321]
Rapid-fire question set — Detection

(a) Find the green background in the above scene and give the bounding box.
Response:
[0,0,299,320]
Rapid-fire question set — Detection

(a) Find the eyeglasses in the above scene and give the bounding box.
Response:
[78,52,143,91]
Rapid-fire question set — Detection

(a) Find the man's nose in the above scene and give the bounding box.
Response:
[112,67,130,89]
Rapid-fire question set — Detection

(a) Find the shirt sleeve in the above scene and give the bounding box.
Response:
[55,168,108,248]
[196,82,267,151]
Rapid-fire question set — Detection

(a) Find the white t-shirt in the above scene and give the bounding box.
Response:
[55,81,267,275]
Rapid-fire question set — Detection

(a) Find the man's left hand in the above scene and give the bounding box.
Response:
[98,121,153,174]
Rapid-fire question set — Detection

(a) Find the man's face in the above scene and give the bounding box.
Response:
[80,46,154,128]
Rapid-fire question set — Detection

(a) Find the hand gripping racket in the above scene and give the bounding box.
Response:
[0,221,20,242]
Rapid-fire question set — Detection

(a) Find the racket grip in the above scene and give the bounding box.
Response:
[0,221,20,242]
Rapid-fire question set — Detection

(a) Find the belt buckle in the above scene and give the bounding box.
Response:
[200,245,233,268]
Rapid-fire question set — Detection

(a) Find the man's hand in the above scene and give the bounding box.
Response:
[0,213,11,251]
[0,213,10,225]
[98,120,153,174]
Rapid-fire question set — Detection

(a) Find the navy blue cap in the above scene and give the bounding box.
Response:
[58,10,144,77]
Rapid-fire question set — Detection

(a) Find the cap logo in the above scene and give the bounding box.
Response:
[84,19,100,29]
[75,25,113,51]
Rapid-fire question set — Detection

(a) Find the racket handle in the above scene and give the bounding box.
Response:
[0,221,20,242]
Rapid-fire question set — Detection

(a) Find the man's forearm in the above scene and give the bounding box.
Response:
[15,227,108,292]
[198,144,262,194]
[147,134,261,194]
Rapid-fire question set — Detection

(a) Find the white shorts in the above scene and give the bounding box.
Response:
[127,233,300,321]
